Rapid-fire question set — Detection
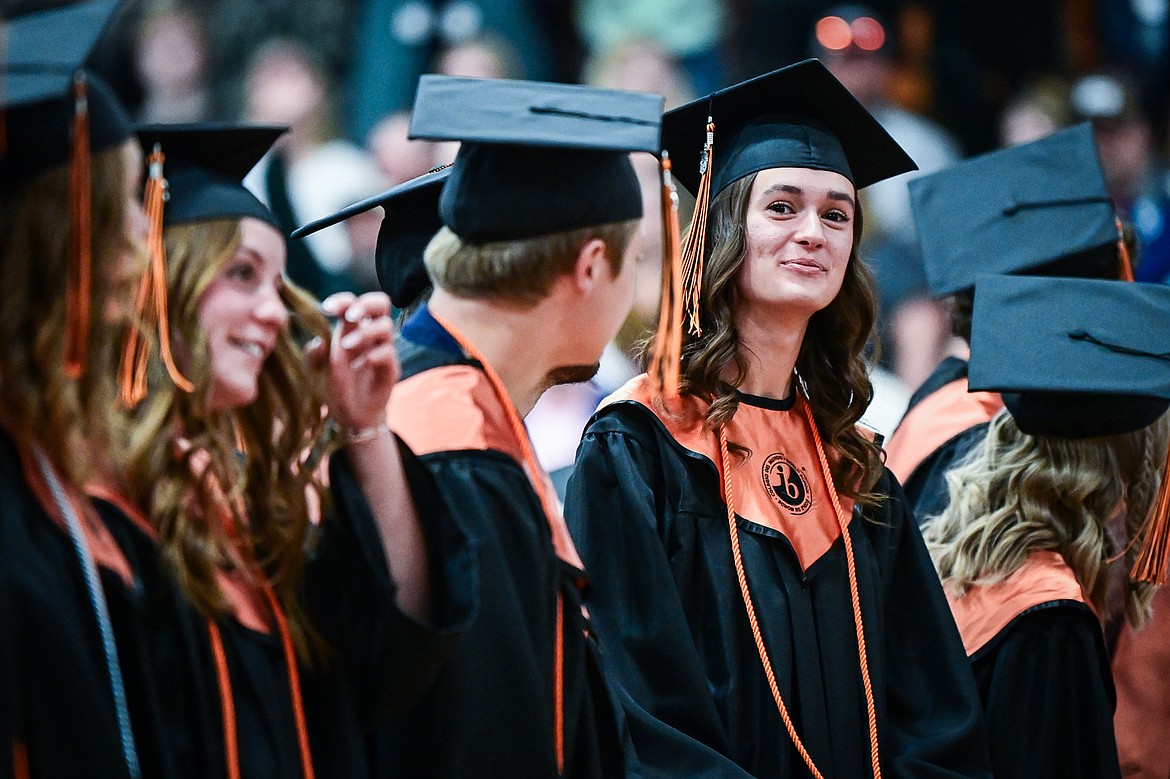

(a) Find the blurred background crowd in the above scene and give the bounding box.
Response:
[24,0,1170,476]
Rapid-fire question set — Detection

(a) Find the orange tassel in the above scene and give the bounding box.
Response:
[680,120,715,337]
[648,152,683,398]
[1131,442,1170,585]
[65,73,92,379]
[118,145,194,407]
[1116,216,1136,282]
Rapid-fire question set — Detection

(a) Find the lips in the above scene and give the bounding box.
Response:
[780,258,826,272]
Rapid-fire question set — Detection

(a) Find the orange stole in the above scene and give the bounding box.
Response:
[1113,587,1170,779]
[604,375,856,572]
[390,363,584,570]
[884,378,1003,483]
[947,551,1088,656]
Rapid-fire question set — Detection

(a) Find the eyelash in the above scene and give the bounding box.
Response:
[766,202,851,222]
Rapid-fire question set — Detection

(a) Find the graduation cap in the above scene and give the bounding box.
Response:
[407,74,664,243]
[2,0,135,378]
[661,58,916,198]
[968,273,1170,585]
[119,124,285,407]
[910,123,1127,297]
[968,274,1170,438]
[134,123,286,228]
[1,0,134,179]
[290,165,449,309]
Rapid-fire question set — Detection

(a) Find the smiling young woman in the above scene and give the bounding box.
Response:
[564,60,993,779]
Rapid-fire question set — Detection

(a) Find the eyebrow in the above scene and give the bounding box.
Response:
[762,183,856,208]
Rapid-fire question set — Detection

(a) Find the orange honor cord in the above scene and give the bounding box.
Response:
[428,309,571,775]
[715,396,882,779]
[207,620,242,779]
[1131,443,1170,586]
[119,145,195,407]
[648,152,684,398]
[65,72,92,379]
[680,119,714,337]
[1116,216,1136,282]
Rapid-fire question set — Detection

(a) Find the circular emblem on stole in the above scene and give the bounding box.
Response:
[761,453,814,515]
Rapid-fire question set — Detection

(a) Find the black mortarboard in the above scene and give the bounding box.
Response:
[910,123,1121,297]
[1,0,134,181]
[661,58,916,197]
[408,75,663,243]
[968,274,1170,438]
[291,166,449,308]
[134,123,285,228]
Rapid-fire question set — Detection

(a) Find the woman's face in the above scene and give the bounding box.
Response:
[736,167,856,319]
[197,217,289,413]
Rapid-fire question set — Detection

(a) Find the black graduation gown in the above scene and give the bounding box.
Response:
[88,438,474,779]
[948,552,1120,779]
[970,604,1119,779]
[886,358,998,524]
[0,430,142,779]
[564,383,991,778]
[373,306,625,779]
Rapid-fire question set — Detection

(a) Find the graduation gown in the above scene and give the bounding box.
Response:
[0,429,143,779]
[565,376,991,778]
[884,358,1002,523]
[1112,587,1170,778]
[86,438,474,779]
[948,551,1121,779]
[374,305,625,779]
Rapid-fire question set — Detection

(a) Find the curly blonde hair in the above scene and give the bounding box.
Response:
[121,218,331,659]
[924,408,1170,627]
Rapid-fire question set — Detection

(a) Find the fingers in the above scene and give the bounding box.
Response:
[322,291,392,326]
[338,316,393,353]
[350,343,400,375]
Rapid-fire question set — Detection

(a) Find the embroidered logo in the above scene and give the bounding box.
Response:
[761,453,814,515]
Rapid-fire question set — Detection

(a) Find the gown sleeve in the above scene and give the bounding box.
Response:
[565,408,757,779]
[307,434,476,725]
[975,604,1120,779]
[870,471,994,778]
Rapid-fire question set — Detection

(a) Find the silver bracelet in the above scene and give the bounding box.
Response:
[343,419,390,444]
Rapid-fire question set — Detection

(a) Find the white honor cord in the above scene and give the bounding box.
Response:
[33,447,141,779]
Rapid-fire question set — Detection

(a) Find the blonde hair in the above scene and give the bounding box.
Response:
[924,408,1170,627]
[122,218,331,658]
[424,220,638,305]
[0,144,140,483]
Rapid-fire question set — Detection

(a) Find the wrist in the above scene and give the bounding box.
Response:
[336,414,390,445]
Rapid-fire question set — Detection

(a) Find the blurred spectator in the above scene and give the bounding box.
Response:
[367,110,440,185]
[1096,0,1169,134]
[1071,71,1170,283]
[347,0,557,141]
[583,38,695,110]
[575,0,725,94]
[242,38,383,298]
[998,76,1071,146]
[813,4,959,391]
[134,4,211,123]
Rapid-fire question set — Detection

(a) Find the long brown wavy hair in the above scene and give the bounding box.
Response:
[651,171,883,503]
[0,144,140,484]
[924,409,1170,627]
[122,218,331,659]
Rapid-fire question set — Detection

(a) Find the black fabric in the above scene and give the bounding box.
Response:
[0,430,138,779]
[970,601,1121,779]
[903,422,990,525]
[1,0,134,182]
[373,333,626,779]
[564,401,992,778]
[83,439,473,779]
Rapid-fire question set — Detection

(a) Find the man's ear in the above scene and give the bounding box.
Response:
[572,237,610,293]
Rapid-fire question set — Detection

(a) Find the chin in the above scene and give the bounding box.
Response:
[544,363,601,388]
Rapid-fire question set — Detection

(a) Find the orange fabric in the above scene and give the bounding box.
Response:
[16,446,134,588]
[947,551,1087,656]
[389,363,584,572]
[13,738,29,779]
[608,375,857,571]
[206,620,241,779]
[1113,587,1170,778]
[64,75,92,379]
[884,378,1004,483]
